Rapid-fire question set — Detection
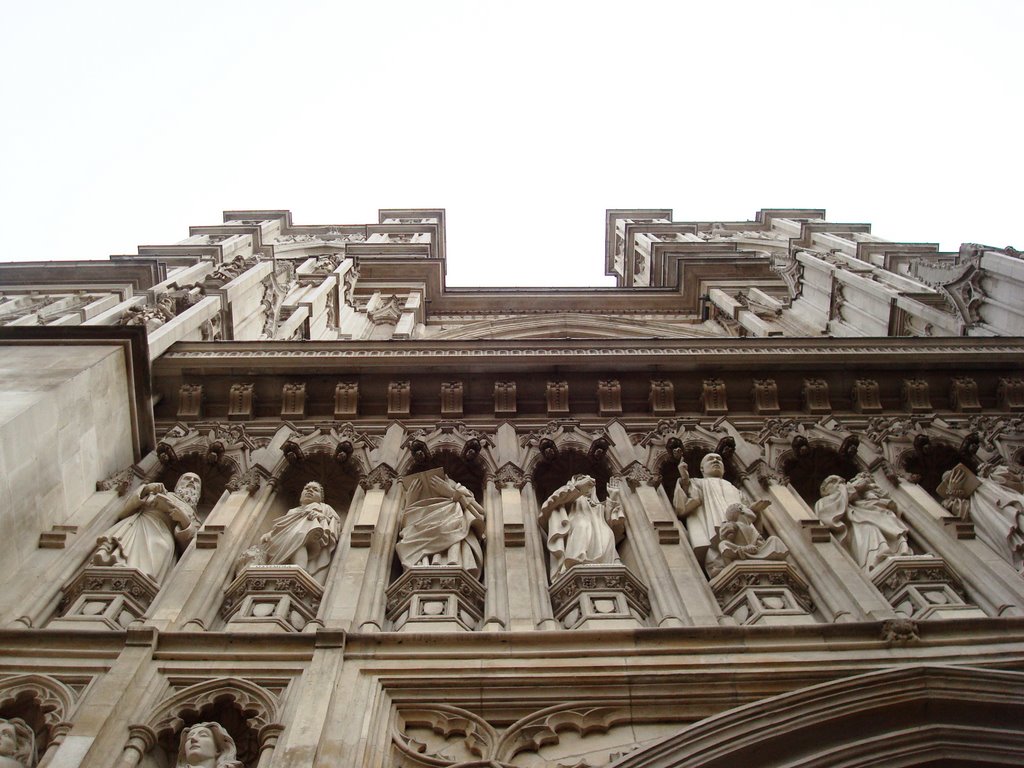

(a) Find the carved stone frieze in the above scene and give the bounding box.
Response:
[226,467,266,495]
[385,566,486,632]
[616,461,655,489]
[548,564,650,630]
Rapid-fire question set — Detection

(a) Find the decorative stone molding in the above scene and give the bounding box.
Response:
[801,378,830,414]
[493,462,527,490]
[997,377,1024,411]
[221,565,324,633]
[880,617,920,645]
[227,383,255,421]
[751,378,780,414]
[708,561,815,626]
[546,380,569,415]
[701,378,727,416]
[280,382,306,419]
[901,378,931,413]
[950,376,981,413]
[367,294,403,326]
[649,379,675,416]
[597,379,622,416]
[177,384,203,419]
[359,463,398,493]
[851,379,882,413]
[870,556,985,621]
[440,381,463,416]
[334,382,359,418]
[385,566,486,632]
[226,467,266,495]
[548,564,650,630]
[39,524,78,549]
[51,566,160,630]
[388,380,411,417]
[616,461,655,490]
[494,380,517,416]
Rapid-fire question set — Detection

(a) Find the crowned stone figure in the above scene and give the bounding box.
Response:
[539,474,625,579]
[92,473,201,585]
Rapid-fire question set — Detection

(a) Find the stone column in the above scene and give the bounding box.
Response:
[112,726,157,768]
[520,479,558,630]
[37,722,72,768]
[353,479,404,632]
[319,483,366,627]
[887,478,1024,616]
[495,465,534,631]
[614,479,689,627]
[753,478,893,622]
[481,477,508,630]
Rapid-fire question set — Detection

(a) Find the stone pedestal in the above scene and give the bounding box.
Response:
[549,564,650,630]
[386,566,485,632]
[870,555,987,620]
[50,566,159,630]
[709,561,816,626]
[221,565,324,633]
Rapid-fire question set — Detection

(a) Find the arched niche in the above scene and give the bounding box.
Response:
[608,665,1024,768]
[533,448,611,507]
[276,451,360,514]
[0,674,75,768]
[782,439,859,507]
[659,440,740,501]
[159,453,238,520]
[900,434,980,500]
[407,448,485,503]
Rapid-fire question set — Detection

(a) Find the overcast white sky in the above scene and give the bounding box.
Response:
[1,1,1020,286]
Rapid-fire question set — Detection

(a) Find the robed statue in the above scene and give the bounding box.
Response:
[539,474,625,579]
[815,473,911,572]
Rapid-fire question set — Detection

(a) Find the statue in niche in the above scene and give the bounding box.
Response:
[939,463,1024,573]
[815,473,912,572]
[539,474,625,579]
[706,502,789,578]
[0,718,34,768]
[174,722,242,768]
[237,481,340,584]
[91,473,201,584]
[673,453,768,572]
[396,469,486,578]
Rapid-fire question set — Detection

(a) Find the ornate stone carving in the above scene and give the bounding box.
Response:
[950,376,981,412]
[367,294,403,326]
[540,476,625,580]
[938,463,1024,572]
[880,617,919,645]
[395,469,485,578]
[597,379,622,416]
[388,381,411,417]
[227,383,255,421]
[280,383,306,419]
[174,722,243,768]
[901,378,931,413]
[52,566,160,630]
[546,380,569,415]
[221,565,324,633]
[440,381,463,416]
[177,384,203,420]
[814,473,911,573]
[385,566,486,632]
[700,378,728,416]
[333,382,359,418]
[548,564,650,630]
[494,381,517,417]
[235,481,340,584]
[709,562,814,626]
[751,379,780,415]
[648,379,675,416]
[617,461,655,489]
[226,467,264,495]
[802,378,830,414]
[997,377,1024,411]
[118,294,176,332]
[707,503,789,578]
[0,717,35,768]
[870,556,984,621]
[96,466,142,496]
[493,462,527,490]
[359,463,398,492]
[851,379,882,413]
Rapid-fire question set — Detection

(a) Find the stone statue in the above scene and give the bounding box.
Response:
[174,722,243,768]
[706,502,789,578]
[118,295,176,332]
[242,481,341,584]
[815,473,911,572]
[939,463,1024,573]
[673,453,766,567]
[396,469,486,578]
[92,473,201,584]
[539,475,625,579]
[0,718,34,768]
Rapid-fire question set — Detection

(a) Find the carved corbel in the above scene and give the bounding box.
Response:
[649,379,675,416]
[715,435,736,461]
[177,384,203,420]
[851,379,883,413]
[597,379,622,416]
[997,377,1024,411]
[752,378,780,414]
[588,438,611,465]
[226,467,266,495]
[494,461,527,490]
[228,383,256,421]
[494,380,517,417]
[281,383,306,419]
[802,378,830,414]
[701,378,728,416]
[334,440,353,465]
[281,440,305,465]
[950,377,981,413]
[156,441,178,465]
[334,382,359,418]
[902,378,932,413]
[440,381,464,416]
[360,463,398,492]
[546,380,569,415]
[387,381,411,417]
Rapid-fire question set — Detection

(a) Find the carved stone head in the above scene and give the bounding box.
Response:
[300,481,325,506]
[0,717,34,768]
[176,722,240,768]
[820,474,845,497]
[700,453,725,478]
[173,473,202,509]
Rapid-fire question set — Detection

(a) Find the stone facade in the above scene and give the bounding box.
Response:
[0,208,1023,767]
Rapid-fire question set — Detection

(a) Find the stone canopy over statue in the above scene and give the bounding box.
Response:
[539,474,625,579]
[673,453,779,576]
[815,473,912,572]
[396,468,486,578]
[237,481,341,584]
[939,463,1024,573]
[91,473,201,585]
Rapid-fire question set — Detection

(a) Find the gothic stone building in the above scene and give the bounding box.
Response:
[0,208,1023,768]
